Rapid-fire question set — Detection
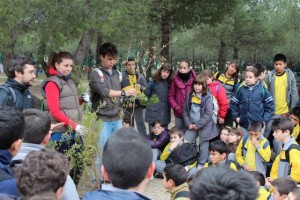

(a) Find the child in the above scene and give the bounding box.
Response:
[168,59,196,131]
[235,121,271,176]
[289,106,300,144]
[269,117,300,183]
[270,178,297,200]
[227,127,243,161]
[219,126,231,144]
[231,67,274,136]
[249,171,271,200]
[147,120,170,161]
[155,127,197,178]
[163,164,189,200]
[183,75,219,167]
[145,63,173,132]
[203,140,239,171]
[201,69,229,125]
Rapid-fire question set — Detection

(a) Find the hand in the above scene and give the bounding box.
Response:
[81,93,92,106]
[251,137,258,147]
[192,124,198,130]
[218,117,225,124]
[50,123,65,131]
[75,124,90,136]
[170,141,180,150]
[125,88,137,96]
[265,177,273,190]
[188,124,194,130]
[243,165,252,171]
[236,117,240,124]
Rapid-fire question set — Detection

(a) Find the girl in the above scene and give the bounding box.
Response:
[168,59,196,132]
[144,63,173,132]
[227,127,243,161]
[219,126,231,144]
[201,69,229,125]
[183,75,219,167]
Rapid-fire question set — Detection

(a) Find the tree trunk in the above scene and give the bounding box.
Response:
[160,9,171,62]
[96,32,103,66]
[37,42,49,77]
[74,30,91,67]
[233,47,239,59]
[218,39,227,71]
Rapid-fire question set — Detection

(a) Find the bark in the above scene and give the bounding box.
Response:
[96,32,103,66]
[233,47,239,59]
[218,38,227,71]
[37,42,49,77]
[74,30,91,67]
[160,9,171,61]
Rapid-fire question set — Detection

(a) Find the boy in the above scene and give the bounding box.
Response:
[0,106,24,196]
[231,67,274,137]
[270,178,297,200]
[163,164,189,200]
[269,117,300,183]
[235,121,271,176]
[249,171,271,200]
[203,140,239,171]
[155,127,197,178]
[289,106,300,143]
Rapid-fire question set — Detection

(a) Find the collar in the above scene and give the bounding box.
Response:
[282,137,296,150]
[0,150,13,165]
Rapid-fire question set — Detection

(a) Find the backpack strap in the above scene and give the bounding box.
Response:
[225,160,241,169]
[285,143,300,163]
[0,85,16,105]
[174,191,189,199]
[94,68,122,83]
[242,135,249,150]
[216,71,221,80]
[0,168,13,182]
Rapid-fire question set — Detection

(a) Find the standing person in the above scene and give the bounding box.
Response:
[0,55,36,110]
[42,51,86,185]
[214,59,240,126]
[183,75,219,167]
[121,57,147,137]
[168,59,196,131]
[144,63,173,131]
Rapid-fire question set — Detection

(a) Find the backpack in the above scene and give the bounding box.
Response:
[0,84,16,106]
[93,68,122,83]
[283,143,300,164]
[216,71,239,87]
[174,191,190,199]
[211,85,220,124]
[166,143,198,166]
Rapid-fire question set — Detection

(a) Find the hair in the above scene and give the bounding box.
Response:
[0,106,24,150]
[27,192,57,200]
[290,187,300,200]
[189,166,258,200]
[271,178,297,196]
[290,106,300,121]
[248,121,262,132]
[16,149,70,198]
[169,126,184,138]
[152,63,173,84]
[209,140,228,154]
[271,117,294,134]
[201,69,214,78]
[227,128,243,153]
[102,127,152,189]
[249,171,265,186]
[125,57,135,65]
[192,74,208,96]
[151,120,163,128]
[6,55,35,78]
[225,59,240,75]
[22,109,51,144]
[48,51,73,70]
[245,67,259,78]
[179,59,191,68]
[163,164,187,187]
[230,128,243,138]
[253,63,266,77]
[99,42,118,57]
[221,126,232,134]
[274,53,287,63]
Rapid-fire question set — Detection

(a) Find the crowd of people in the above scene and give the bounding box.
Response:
[0,42,300,200]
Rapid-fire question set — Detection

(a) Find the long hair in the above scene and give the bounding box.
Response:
[152,63,173,84]
[191,74,208,96]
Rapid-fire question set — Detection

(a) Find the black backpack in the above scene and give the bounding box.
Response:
[166,143,198,166]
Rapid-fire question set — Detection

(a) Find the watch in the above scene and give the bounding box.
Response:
[121,91,126,97]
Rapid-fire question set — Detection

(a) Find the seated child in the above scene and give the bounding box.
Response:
[289,106,300,144]
[155,127,197,178]
[270,178,297,200]
[147,120,170,161]
[163,164,189,200]
[219,126,231,144]
[249,171,271,200]
[236,121,271,176]
[227,128,243,161]
[203,140,239,171]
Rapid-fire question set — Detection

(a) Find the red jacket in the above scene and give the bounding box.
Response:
[208,81,228,119]
[168,70,196,118]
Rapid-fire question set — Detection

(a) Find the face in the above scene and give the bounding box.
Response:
[178,61,190,73]
[161,69,170,80]
[249,131,261,140]
[153,123,164,135]
[163,173,171,189]
[274,61,286,75]
[226,64,237,76]
[289,114,299,126]
[55,58,73,76]
[15,64,36,87]
[209,151,226,165]
[205,76,213,84]
[193,83,203,94]
[170,133,182,144]
[228,132,241,144]
[273,129,286,142]
[101,55,117,69]
[272,187,286,200]
[245,71,258,85]
[126,61,135,74]
[258,70,266,81]
[220,129,230,143]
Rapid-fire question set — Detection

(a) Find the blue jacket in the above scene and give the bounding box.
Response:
[0,150,19,197]
[231,82,274,129]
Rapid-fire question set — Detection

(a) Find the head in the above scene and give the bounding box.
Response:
[288,187,300,200]
[151,120,164,136]
[27,192,57,200]
[163,164,188,189]
[225,60,240,77]
[48,52,73,77]
[169,126,184,144]
[99,43,118,69]
[125,57,136,74]
[209,140,228,165]
[101,127,154,190]
[228,128,243,144]
[152,63,173,83]
[192,75,208,95]
[272,117,294,143]
[220,126,231,143]
[178,59,191,74]
[253,63,266,81]
[23,109,51,145]
[249,171,265,187]
[273,54,287,75]
[271,178,297,200]
[189,166,258,200]
[248,121,263,140]
[201,69,214,84]
[0,106,24,156]
[7,55,35,87]
[245,67,259,86]
[289,106,300,126]
[16,149,70,200]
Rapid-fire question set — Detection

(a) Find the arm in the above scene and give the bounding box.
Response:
[289,149,300,183]
[256,141,271,162]
[143,81,152,97]
[195,97,213,129]
[235,139,246,166]
[137,74,147,91]
[0,89,10,106]
[263,90,274,122]
[168,80,179,110]
[149,131,170,149]
[230,92,240,122]
[290,74,298,109]
[182,96,192,127]
[217,85,229,119]
[45,82,77,130]
[160,143,172,161]
[270,155,280,180]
